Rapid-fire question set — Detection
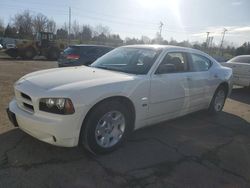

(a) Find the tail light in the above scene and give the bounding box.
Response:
[66,54,80,60]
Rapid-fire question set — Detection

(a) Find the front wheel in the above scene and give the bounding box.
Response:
[208,85,227,114]
[80,100,133,154]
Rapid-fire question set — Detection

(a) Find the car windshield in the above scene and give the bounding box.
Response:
[91,47,162,74]
[229,56,250,64]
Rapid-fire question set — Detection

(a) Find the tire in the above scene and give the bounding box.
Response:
[46,48,59,60]
[208,85,227,114]
[22,47,36,59]
[5,48,18,58]
[80,100,133,154]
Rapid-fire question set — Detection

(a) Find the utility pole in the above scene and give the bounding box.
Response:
[209,37,214,48]
[220,28,227,55]
[159,22,163,38]
[68,6,71,45]
[208,36,214,53]
[206,32,210,48]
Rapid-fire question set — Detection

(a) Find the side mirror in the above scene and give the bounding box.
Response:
[156,64,176,74]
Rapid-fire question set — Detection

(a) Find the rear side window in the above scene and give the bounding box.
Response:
[64,46,80,55]
[229,56,250,64]
[189,53,212,72]
[82,47,103,56]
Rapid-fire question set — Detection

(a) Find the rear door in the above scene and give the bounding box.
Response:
[185,53,212,107]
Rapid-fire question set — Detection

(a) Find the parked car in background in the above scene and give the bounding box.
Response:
[6,43,16,49]
[7,45,232,154]
[58,45,114,67]
[221,55,250,87]
[0,44,3,50]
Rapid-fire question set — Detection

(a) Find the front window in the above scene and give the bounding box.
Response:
[156,52,188,74]
[91,47,162,74]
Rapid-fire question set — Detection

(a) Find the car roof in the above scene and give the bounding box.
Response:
[70,44,114,48]
[122,44,208,56]
[234,55,250,58]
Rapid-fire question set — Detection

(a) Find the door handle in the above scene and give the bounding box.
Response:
[214,74,218,78]
[186,77,192,81]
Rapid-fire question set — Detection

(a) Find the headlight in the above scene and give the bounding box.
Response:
[39,98,75,115]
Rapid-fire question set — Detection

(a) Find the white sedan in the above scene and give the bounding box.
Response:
[7,45,233,154]
[221,55,250,87]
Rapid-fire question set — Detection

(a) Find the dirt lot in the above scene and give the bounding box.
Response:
[0,58,250,188]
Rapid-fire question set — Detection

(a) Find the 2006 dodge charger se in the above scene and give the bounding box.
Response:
[7,45,233,154]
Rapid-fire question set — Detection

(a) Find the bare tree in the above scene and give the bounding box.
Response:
[0,18,4,37]
[72,20,80,39]
[63,22,68,33]
[141,35,151,44]
[153,32,163,44]
[81,25,92,41]
[33,13,49,33]
[47,19,56,33]
[94,24,110,37]
[13,10,33,38]
[56,28,68,39]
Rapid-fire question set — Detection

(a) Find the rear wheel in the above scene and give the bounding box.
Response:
[80,100,133,154]
[46,48,60,60]
[209,85,227,114]
[22,47,36,59]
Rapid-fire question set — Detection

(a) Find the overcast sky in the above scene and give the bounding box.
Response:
[0,0,250,46]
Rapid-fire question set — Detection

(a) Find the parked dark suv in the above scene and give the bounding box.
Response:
[58,45,114,67]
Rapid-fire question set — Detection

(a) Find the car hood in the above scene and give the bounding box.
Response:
[19,66,135,91]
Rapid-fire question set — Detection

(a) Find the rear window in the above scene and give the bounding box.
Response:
[63,46,80,55]
[189,53,212,71]
[82,47,113,56]
[229,56,250,64]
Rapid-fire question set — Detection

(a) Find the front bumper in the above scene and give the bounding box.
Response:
[7,99,82,147]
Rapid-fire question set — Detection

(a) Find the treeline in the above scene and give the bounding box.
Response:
[0,10,249,59]
[0,10,56,39]
[0,10,123,46]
